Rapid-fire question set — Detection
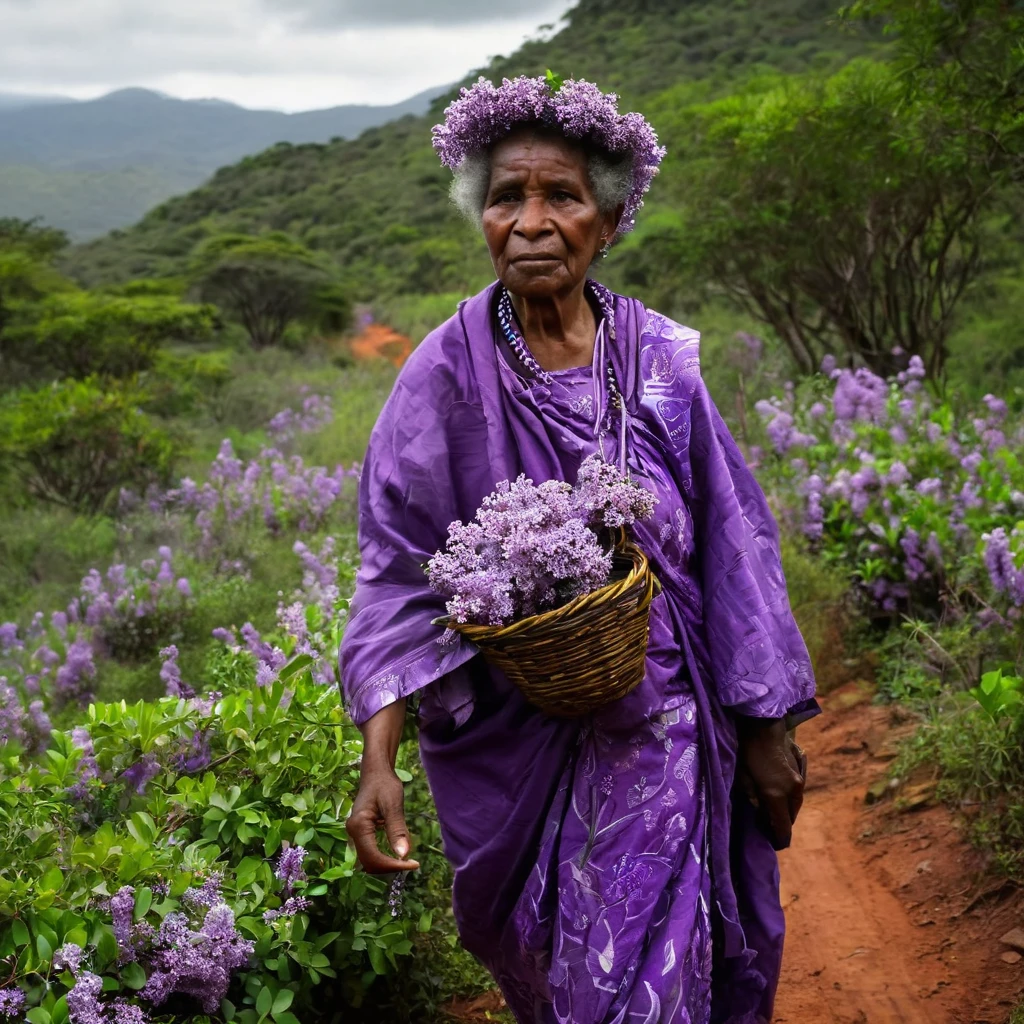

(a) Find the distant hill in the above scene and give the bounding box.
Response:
[0,92,74,110]
[65,0,879,292]
[0,85,450,238]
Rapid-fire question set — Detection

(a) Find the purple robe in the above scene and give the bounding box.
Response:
[340,282,818,1024]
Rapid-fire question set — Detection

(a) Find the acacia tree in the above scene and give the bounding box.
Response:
[675,60,997,379]
[843,0,1024,185]
[189,233,340,349]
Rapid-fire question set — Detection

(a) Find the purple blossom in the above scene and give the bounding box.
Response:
[832,368,889,424]
[275,845,308,892]
[110,1003,149,1024]
[0,988,25,1019]
[262,895,312,923]
[54,638,97,708]
[110,886,137,956]
[54,942,87,975]
[159,646,194,699]
[122,754,160,795]
[982,528,1024,605]
[67,972,106,1024]
[182,873,223,910]
[432,75,665,234]
[142,904,254,1014]
[0,623,21,652]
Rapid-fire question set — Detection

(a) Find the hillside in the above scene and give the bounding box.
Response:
[0,86,448,239]
[64,0,877,294]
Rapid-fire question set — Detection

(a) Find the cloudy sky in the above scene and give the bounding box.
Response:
[0,0,575,112]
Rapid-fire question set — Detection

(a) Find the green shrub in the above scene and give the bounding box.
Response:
[0,662,461,1023]
[0,378,179,514]
[2,291,219,380]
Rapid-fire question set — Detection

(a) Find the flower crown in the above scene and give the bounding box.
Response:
[431,72,666,235]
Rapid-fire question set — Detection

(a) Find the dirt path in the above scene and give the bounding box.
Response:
[774,684,1024,1024]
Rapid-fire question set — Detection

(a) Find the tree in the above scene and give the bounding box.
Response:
[0,219,70,371]
[0,377,178,514]
[2,292,219,381]
[842,0,1024,186]
[674,61,997,378]
[189,233,341,348]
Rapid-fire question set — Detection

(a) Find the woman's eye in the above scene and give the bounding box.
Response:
[551,190,574,202]
[494,192,519,204]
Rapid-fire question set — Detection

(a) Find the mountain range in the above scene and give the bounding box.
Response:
[64,0,878,300]
[0,85,449,239]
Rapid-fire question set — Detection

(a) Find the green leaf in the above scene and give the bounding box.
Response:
[221,999,237,1022]
[134,887,153,922]
[278,654,313,681]
[394,768,413,783]
[50,998,68,1024]
[36,933,53,962]
[121,962,147,991]
[274,1015,301,1024]
[12,919,30,947]
[256,986,273,1017]
[27,1010,51,1024]
[271,990,294,1015]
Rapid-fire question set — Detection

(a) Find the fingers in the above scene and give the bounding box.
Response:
[763,791,793,850]
[346,775,420,874]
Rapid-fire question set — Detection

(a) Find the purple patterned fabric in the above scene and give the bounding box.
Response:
[340,282,818,1023]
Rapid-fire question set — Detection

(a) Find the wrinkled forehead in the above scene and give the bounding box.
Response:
[488,127,592,183]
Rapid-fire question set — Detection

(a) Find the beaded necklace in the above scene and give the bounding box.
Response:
[497,280,628,473]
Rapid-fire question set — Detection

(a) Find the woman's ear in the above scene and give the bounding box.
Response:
[607,203,626,242]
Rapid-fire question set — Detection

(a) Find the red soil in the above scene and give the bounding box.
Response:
[775,683,1024,1023]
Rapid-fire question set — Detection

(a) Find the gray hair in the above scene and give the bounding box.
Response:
[450,144,633,233]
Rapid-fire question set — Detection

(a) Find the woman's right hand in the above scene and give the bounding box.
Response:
[347,765,421,873]
[346,699,420,874]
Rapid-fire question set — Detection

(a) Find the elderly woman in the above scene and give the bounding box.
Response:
[341,76,818,1024]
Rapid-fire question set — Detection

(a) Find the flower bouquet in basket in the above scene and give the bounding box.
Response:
[427,454,660,716]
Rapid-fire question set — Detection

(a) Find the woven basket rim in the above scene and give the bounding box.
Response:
[450,538,653,643]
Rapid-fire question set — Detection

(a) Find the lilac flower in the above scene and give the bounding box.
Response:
[110,886,137,956]
[882,461,910,488]
[182,873,223,910]
[110,1003,149,1024]
[832,368,889,424]
[432,75,665,234]
[54,638,96,708]
[69,726,100,801]
[275,845,308,892]
[67,972,106,1024]
[142,904,254,1014]
[900,529,928,582]
[173,728,212,774]
[0,988,25,1019]
[122,754,160,795]
[54,942,87,975]
[263,895,312,922]
[982,393,1007,421]
[0,679,26,748]
[982,529,1024,605]
[211,627,237,646]
[159,646,194,699]
[808,401,827,419]
[820,354,838,377]
[0,623,21,652]
[573,455,657,528]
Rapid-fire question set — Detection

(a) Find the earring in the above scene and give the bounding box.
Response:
[599,238,612,259]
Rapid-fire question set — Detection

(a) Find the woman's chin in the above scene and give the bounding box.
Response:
[503,264,577,299]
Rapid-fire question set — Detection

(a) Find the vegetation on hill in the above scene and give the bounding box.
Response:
[0,87,448,240]
[62,0,880,295]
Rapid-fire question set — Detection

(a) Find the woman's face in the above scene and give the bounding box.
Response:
[481,130,619,301]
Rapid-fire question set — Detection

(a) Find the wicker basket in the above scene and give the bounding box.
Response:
[450,533,661,717]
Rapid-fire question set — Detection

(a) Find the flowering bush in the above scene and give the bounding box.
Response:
[427,454,656,625]
[751,353,1024,625]
[0,663,452,1023]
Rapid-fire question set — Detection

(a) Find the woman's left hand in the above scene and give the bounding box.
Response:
[736,717,806,851]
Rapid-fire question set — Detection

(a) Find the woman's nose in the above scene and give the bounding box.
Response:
[514,196,553,238]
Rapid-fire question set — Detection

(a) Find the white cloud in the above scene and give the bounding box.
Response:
[0,0,572,111]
